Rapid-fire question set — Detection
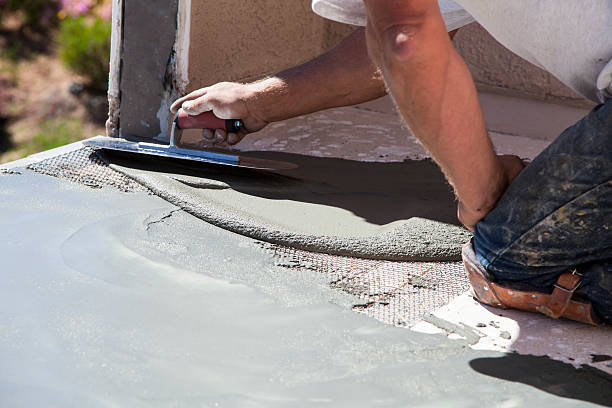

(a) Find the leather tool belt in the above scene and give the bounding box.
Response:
[462,241,600,326]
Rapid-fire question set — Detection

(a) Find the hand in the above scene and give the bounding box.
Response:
[458,154,526,231]
[170,82,269,145]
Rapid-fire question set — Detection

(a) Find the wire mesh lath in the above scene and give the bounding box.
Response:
[27,147,148,193]
[27,147,469,326]
[262,243,469,327]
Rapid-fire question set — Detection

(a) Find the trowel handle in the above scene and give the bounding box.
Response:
[176,109,243,133]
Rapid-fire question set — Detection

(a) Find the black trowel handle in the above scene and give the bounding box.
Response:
[175,109,243,133]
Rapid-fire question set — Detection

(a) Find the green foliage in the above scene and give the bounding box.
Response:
[24,119,83,155]
[58,16,110,91]
[2,118,82,161]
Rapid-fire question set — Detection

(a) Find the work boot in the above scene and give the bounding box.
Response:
[462,240,600,326]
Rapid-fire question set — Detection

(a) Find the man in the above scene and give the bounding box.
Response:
[171,1,611,324]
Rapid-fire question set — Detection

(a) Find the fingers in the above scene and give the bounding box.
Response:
[227,132,240,145]
[214,129,227,143]
[202,129,214,140]
[497,154,526,185]
[170,88,221,116]
[228,130,250,145]
[181,98,217,115]
[457,201,476,232]
[201,129,225,144]
[201,129,246,146]
[170,88,207,113]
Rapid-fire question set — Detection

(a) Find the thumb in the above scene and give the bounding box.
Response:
[181,98,215,116]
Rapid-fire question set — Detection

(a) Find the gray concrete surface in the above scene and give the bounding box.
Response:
[1,169,610,407]
[109,153,470,261]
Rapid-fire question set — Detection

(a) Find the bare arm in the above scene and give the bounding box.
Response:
[253,27,387,121]
[171,28,386,144]
[362,0,520,230]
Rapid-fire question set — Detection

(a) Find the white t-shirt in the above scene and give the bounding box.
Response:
[312,0,475,31]
[312,0,612,103]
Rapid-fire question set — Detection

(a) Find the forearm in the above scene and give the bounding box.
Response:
[249,27,387,123]
[364,0,506,221]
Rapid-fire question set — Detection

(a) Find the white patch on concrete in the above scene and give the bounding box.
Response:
[413,292,612,374]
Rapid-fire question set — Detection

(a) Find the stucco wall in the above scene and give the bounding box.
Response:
[114,2,592,140]
[186,0,355,92]
[453,23,592,108]
[186,6,591,106]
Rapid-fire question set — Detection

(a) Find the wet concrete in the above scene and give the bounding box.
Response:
[1,170,610,406]
[108,151,470,261]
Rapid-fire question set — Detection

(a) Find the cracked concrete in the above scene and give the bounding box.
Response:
[144,208,181,231]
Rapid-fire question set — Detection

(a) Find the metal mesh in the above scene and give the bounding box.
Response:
[27,147,148,193]
[25,147,468,327]
[261,243,469,327]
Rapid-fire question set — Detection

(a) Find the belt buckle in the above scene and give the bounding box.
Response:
[553,268,582,293]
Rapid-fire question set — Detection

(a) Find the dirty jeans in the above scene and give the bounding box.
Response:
[473,99,612,324]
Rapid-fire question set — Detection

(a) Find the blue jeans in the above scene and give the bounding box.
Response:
[473,99,612,324]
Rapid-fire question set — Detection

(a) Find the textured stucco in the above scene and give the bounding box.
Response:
[114,2,592,142]
[186,0,354,91]
[186,9,590,106]
[453,23,593,108]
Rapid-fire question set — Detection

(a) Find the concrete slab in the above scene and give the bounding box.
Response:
[413,293,612,375]
[478,92,592,141]
[1,169,610,406]
[180,92,587,163]
[175,93,611,386]
[1,93,608,406]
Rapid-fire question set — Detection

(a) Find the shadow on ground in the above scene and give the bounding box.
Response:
[470,353,612,406]
[103,149,462,227]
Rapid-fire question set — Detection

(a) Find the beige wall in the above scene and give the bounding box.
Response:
[186,0,354,92]
[453,23,592,107]
[185,3,591,107]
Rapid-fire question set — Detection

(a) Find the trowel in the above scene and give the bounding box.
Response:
[84,109,298,171]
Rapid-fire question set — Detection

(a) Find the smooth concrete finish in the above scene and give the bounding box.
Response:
[109,152,470,261]
[478,92,592,141]
[2,169,611,407]
[186,0,354,91]
[454,23,593,107]
[119,0,178,140]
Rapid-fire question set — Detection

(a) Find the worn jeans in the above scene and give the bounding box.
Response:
[473,98,612,324]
